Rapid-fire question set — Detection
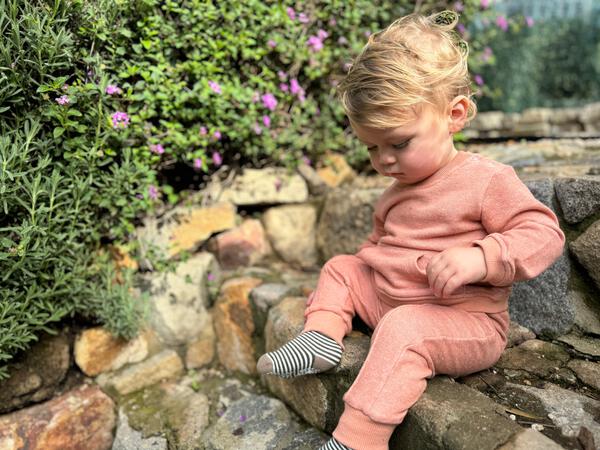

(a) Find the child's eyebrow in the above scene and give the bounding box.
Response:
[358,133,415,146]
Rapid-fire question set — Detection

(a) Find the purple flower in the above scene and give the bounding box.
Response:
[61,84,69,91]
[317,29,329,40]
[111,111,130,129]
[150,144,165,154]
[200,126,207,135]
[457,23,466,35]
[480,0,490,8]
[194,158,203,170]
[148,185,159,200]
[298,12,309,24]
[251,91,260,103]
[253,123,262,135]
[338,36,348,45]
[364,30,371,37]
[525,16,534,27]
[267,39,277,48]
[279,83,289,92]
[212,151,223,167]
[106,84,122,95]
[261,93,277,111]
[208,80,222,94]
[453,1,464,12]
[207,272,216,282]
[239,415,247,423]
[135,193,143,199]
[302,155,311,166]
[328,18,337,27]
[286,7,295,20]
[307,36,323,52]
[474,74,484,86]
[262,115,271,128]
[274,178,283,192]
[277,70,287,81]
[496,15,509,32]
[290,79,301,95]
[213,130,222,140]
[55,95,70,105]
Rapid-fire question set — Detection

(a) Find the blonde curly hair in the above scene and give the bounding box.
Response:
[336,10,477,129]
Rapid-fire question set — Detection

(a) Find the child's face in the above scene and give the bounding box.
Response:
[353,104,457,185]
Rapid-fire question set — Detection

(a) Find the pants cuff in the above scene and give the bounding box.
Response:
[333,404,396,450]
[303,310,347,349]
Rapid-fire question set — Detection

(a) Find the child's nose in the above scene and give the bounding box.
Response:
[379,151,396,166]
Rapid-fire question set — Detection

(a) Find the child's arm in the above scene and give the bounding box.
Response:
[471,165,565,286]
[426,165,565,298]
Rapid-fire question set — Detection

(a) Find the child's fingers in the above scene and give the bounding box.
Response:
[440,274,463,298]
[431,266,456,297]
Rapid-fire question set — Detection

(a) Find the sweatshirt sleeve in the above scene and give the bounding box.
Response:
[472,166,565,286]
[358,212,385,251]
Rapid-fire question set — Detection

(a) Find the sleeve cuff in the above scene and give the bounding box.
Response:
[472,234,513,286]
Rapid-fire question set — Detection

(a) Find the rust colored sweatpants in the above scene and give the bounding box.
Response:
[303,255,509,450]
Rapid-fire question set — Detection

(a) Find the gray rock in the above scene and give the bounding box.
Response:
[506,322,536,348]
[511,382,600,445]
[249,283,295,347]
[262,204,319,269]
[202,394,297,450]
[281,428,329,449]
[142,252,218,346]
[470,111,506,131]
[509,253,573,337]
[554,176,600,224]
[112,408,168,450]
[0,332,70,414]
[297,163,328,196]
[569,290,600,335]
[218,168,309,206]
[556,333,600,358]
[496,429,565,450]
[570,220,600,291]
[317,186,383,261]
[567,359,600,391]
[523,178,555,208]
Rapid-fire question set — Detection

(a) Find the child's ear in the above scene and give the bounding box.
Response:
[447,95,470,134]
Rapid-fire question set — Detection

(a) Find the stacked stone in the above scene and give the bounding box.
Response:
[1,155,599,450]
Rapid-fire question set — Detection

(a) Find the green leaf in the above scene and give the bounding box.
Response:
[53,127,65,139]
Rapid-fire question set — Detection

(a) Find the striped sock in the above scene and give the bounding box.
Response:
[319,437,353,450]
[256,331,342,378]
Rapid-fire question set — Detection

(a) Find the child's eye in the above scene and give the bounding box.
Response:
[393,140,410,149]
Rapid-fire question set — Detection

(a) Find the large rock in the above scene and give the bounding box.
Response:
[570,219,600,291]
[0,384,116,450]
[316,153,356,188]
[213,277,263,374]
[211,219,273,269]
[185,319,216,369]
[567,359,600,391]
[509,178,572,337]
[143,252,219,345]
[317,186,383,261]
[96,349,184,395]
[74,327,153,377]
[112,408,168,450]
[569,290,600,335]
[136,202,236,260]
[217,168,309,205]
[554,176,600,224]
[120,382,209,449]
[202,394,300,450]
[0,332,70,414]
[263,204,319,268]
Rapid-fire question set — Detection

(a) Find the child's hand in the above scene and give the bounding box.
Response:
[425,247,487,298]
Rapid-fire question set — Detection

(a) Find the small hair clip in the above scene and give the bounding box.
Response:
[433,10,458,26]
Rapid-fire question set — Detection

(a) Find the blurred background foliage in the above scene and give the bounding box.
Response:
[1,0,595,379]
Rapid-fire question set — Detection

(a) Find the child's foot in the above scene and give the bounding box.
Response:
[319,437,354,450]
[256,331,342,378]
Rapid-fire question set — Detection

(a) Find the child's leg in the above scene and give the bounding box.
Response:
[333,304,509,450]
[257,255,380,377]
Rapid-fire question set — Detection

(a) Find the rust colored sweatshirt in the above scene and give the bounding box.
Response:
[356,150,565,313]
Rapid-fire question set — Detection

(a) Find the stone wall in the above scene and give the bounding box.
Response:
[465,102,600,139]
[1,152,599,449]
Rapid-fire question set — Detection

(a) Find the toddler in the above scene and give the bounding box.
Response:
[257,10,565,450]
